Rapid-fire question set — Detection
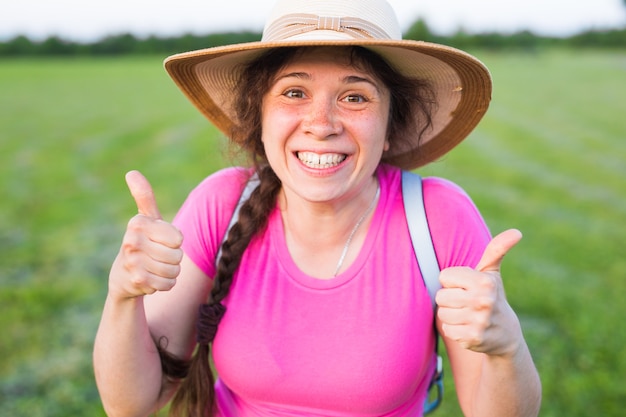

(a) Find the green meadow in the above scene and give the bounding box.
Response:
[1,49,624,416]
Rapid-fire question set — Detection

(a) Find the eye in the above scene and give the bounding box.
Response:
[284,89,305,99]
[342,94,367,104]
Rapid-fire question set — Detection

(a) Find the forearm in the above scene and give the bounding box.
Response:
[93,294,166,417]
[472,341,542,417]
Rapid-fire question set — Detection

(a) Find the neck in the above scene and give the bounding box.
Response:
[281,177,380,279]
[333,183,380,276]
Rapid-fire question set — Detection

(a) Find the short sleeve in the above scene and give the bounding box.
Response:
[422,177,492,270]
[172,167,252,278]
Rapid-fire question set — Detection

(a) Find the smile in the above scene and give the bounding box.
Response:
[297,152,347,169]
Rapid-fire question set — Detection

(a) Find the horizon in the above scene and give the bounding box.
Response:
[2,0,626,42]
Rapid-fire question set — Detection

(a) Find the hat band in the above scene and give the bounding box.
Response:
[263,13,392,41]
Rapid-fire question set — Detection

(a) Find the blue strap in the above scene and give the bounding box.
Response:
[401,170,443,415]
[401,171,441,307]
[215,174,260,268]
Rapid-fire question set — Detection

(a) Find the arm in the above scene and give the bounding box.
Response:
[93,171,212,417]
[436,229,542,417]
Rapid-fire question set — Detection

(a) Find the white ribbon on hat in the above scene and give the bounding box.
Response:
[263,13,392,41]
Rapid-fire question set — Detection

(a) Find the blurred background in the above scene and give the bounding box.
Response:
[1,1,625,416]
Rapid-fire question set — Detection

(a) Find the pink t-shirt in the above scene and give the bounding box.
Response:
[173,164,491,417]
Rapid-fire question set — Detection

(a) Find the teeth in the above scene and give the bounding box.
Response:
[297,152,346,168]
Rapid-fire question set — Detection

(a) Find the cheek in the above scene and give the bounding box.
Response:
[260,110,295,165]
[262,103,300,138]
[363,111,390,150]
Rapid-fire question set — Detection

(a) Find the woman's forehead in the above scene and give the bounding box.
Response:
[275,47,383,81]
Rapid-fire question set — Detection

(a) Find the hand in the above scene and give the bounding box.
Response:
[435,229,524,357]
[108,171,184,299]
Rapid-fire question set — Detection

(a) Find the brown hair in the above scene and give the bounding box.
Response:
[158,46,434,416]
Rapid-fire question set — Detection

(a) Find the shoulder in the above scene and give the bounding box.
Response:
[172,167,254,277]
[187,166,253,203]
[175,166,254,220]
[377,165,481,221]
[422,176,475,211]
[421,176,492,269]
[175,166,255,226]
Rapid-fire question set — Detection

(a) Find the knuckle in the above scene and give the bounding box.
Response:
[122,226,147,252]
[467,328,485,346]
[476,294,496,310]
[126,215,145,231]
[121,238,139,255]
[477,273,497,290]
[121,251,141,271]
[129,272,149,289]
[474,312,492,330]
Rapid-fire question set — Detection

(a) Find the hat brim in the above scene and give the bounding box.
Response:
[164,39,491,170]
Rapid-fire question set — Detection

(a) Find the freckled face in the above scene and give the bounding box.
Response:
[261,47,391,204]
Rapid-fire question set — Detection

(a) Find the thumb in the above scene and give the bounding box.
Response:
[476,229,523,273]
[125,170,162,220]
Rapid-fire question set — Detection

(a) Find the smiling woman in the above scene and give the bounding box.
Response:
[259,47,390,207]
[93,1,541,417]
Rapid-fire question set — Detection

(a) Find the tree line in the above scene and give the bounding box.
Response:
[1,20,624,56]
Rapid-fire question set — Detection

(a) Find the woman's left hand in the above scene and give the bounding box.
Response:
[435,229,524,357]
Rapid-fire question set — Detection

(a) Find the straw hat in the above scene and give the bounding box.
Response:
[164,0,492,170]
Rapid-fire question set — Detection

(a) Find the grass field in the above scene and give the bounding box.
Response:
[1,49,624,416]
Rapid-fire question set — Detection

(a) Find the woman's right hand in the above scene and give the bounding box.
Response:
[109,170,184,300]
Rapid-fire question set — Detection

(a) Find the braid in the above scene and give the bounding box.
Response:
[212,166,281,303]
[165,164,281,417]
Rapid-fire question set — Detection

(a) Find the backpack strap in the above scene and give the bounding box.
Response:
[401,171,441,307]
[401,170,443,415]
[215,173,260,269]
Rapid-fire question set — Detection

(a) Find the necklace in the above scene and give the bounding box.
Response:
[333,184,380,276]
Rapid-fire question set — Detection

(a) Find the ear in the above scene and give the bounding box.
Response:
[383,139,390,152]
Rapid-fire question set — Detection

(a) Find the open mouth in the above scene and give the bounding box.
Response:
[297,152,347,169]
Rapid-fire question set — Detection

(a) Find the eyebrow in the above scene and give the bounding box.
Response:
[344,75,382,92]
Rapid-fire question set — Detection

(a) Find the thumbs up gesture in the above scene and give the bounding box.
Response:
[108,171,184,299]
[436,229,524,357]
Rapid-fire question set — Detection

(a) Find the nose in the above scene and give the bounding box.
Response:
[301,96,342,139]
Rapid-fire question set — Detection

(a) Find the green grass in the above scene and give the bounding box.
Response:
[420,49,626,416]
[1,49,625,416]
[0,56,229,416]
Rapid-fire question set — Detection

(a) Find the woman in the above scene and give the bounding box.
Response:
[93,1,541,416]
